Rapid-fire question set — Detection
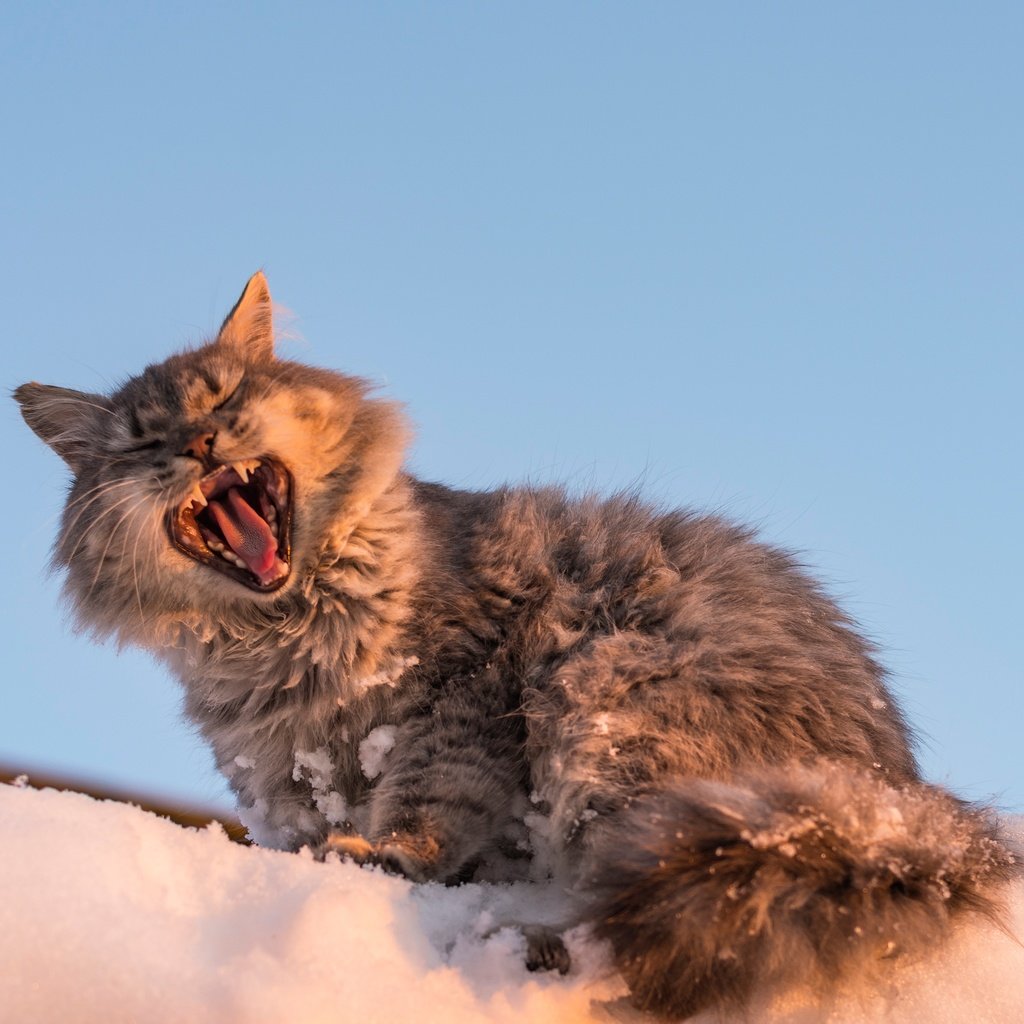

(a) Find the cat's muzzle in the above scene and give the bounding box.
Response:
[168,457,292,592]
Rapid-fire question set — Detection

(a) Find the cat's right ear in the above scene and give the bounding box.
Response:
[216,271,275,360]
[13,383,111,472]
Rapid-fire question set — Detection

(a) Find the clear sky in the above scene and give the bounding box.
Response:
[2,4,1020,812]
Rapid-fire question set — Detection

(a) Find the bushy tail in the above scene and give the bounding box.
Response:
[587,762,1019,1020]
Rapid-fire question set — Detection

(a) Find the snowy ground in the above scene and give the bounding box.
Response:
[1,784,1022,1024]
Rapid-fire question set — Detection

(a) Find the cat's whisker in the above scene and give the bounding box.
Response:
[26,476,138,546]
[62,480,134,521]
[101,483,162,625]
[130,505,154,625]
[61,477,139,531]
[63,488,152,568]
[83,493,154,604]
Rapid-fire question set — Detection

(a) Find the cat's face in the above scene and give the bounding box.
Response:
[16,273,408,640]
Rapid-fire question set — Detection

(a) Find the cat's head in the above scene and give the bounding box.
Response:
[15,273,409,642]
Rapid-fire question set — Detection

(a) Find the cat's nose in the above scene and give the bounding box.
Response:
[181,431,217,462]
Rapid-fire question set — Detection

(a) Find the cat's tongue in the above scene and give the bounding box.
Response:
[209,489,281,585]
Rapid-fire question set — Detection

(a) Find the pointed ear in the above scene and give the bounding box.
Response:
[216,271,275,359]
[14,382,111,472]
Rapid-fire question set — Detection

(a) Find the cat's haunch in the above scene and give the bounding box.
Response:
[16,273,1019,1020]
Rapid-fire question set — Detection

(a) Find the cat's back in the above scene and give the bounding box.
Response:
[415,479,835,639]
[410,480,917,780]
[412,479,855,648]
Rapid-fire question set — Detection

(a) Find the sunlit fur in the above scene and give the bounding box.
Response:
[16,274,1019,1019]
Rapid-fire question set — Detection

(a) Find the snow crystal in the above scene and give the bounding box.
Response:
[237,797,278,847]
[522,809,560,882]
[233,754,256,770]
[293,747,348,826]
[869,803,906,842]
[292,747,334,785]
[317,791,347,826]
[358,725,397,780]
[352,655,420,692]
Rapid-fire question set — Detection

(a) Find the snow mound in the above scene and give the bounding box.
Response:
[1,785,1022,1024]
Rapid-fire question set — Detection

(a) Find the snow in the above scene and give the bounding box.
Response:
[358,725,398,780]
[293,747,348,827]
[1,785,1023,1024]
[352,656,421,692]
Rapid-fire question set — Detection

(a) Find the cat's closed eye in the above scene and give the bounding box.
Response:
[124,438,163,454]
[212,381,242,412]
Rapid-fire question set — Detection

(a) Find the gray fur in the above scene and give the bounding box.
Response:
[15,273,1018,1019]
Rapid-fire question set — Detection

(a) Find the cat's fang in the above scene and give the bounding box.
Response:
[234,459,261,483]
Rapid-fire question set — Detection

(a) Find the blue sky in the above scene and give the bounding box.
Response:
[2,4,1021,811]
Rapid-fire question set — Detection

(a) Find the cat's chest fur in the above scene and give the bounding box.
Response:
[165,616,424,847]
[159,509,436,848]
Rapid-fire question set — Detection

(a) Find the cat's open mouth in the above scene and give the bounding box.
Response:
[169,458,292,592]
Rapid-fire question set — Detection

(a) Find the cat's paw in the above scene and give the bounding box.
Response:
[524,926,572,975]
[310,832,375,864]
[311,830,442,882]
[373,834,441,882]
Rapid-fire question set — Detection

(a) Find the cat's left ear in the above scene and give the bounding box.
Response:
[216,271,275,360]
[14,383,112,472]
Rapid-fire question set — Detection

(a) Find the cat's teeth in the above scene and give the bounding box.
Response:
[204,536,245,568]
[189,485,208,509]
[266,505,277,524]
[234,459,261,482]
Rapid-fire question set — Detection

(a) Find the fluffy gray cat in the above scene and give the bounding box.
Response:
[16,273,1017,1019]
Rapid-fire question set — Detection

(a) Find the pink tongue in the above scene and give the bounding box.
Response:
[209,489,280,583]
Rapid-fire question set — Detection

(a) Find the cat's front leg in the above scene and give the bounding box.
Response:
[344,675,527,883]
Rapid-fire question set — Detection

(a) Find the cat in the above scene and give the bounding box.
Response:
[16,272,1018,1019]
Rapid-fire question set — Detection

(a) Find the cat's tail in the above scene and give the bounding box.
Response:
[586,761,1019,1020]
